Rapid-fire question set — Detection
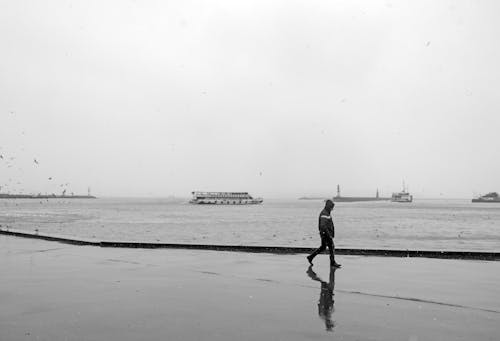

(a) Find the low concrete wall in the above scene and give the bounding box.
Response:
[1,228,499,261]
[0,228,99,246]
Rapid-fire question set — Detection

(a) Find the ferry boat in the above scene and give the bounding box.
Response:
[391,183,413,203]
[472,192,500,203]
[189,191,263,205]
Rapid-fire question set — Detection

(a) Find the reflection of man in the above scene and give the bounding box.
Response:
[307,265,336,331]
[307,200,341,268]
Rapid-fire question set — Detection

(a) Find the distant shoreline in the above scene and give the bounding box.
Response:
[299,196,390,202]
[0,194,96,199]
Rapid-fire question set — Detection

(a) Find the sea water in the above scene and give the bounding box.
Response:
[1,198,499,251]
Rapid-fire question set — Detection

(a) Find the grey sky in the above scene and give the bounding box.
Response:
[1,0,499,198]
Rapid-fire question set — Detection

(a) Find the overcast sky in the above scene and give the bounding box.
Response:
[1,0,499,198]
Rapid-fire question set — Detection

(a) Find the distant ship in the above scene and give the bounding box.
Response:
[189,191,263,205]
[391,183,413,203]
[299,185,390,202]
[472,192,500,203]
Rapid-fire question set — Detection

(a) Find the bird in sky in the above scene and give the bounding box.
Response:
[34,158,39,165]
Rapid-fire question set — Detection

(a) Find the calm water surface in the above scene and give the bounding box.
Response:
[1,198,499,251]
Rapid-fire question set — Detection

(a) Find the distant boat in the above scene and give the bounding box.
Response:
[472,192,500,203]
[189,191,263,205]
[391,183,413,203]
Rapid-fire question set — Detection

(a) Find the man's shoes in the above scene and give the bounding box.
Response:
[306,255,314,265]
[331,262,342,268]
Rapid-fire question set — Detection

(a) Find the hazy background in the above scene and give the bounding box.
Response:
[1,0,499,198]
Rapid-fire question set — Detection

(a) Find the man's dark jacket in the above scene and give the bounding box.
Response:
[318,208,334,238]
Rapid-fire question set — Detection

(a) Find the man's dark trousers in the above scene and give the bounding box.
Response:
[309,232,335,265]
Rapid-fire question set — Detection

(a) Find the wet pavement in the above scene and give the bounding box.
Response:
[1,235,499,340]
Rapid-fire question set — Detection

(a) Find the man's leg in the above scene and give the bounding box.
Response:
[326,238,341,267]
[307,235,327,265]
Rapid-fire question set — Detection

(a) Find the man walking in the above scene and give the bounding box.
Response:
[307,199,341,268]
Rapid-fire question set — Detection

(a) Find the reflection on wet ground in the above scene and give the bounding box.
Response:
[307,265,336,331]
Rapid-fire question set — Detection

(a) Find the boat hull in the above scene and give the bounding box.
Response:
[472,199,500,203]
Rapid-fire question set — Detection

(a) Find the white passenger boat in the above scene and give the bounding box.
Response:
[391,183,413,203]
[189,191,263,205]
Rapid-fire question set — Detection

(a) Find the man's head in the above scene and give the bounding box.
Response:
[325,199,335,212]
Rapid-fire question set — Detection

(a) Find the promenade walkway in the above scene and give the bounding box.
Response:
[1,235,499,340]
